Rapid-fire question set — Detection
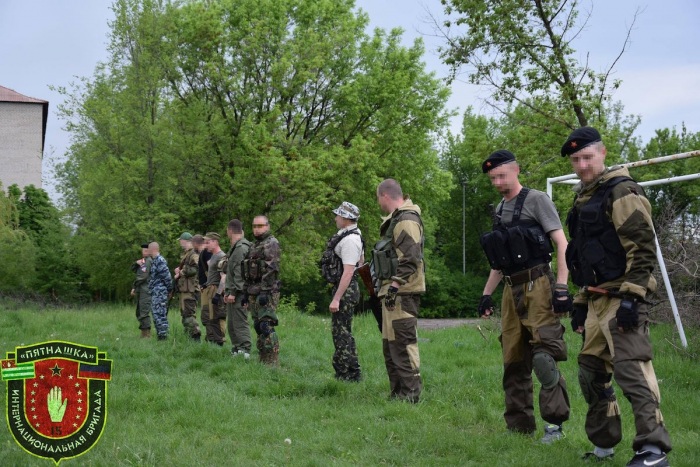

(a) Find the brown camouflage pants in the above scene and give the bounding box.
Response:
[179,292,201,339]
[381,294,421,402]
[578,294,672,452]
[331,280,361,381]
[500,269,570,433]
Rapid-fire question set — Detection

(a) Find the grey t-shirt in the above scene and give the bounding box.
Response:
[497,188,562,233]
[205,250,226,287]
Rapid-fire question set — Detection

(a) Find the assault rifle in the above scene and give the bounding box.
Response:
[356,262,382,332]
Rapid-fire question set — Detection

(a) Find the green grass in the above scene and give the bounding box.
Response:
[0,303,698,466]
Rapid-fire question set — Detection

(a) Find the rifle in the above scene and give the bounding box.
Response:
[357,262,382,332]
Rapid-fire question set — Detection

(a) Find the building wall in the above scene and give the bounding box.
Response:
[0,101,44,190]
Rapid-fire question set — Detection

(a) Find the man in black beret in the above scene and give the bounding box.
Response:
[478,149,572,443]
[561,128,672,465]
[130,242,153,338]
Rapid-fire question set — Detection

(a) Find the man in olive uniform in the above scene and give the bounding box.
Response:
[320,202,363,382]
[562,127,672,466]
[374,179,424,403]
[148,241,173,341]
[224,219,252,358]
[174,232,202,341]
[201,232,227,346]
[130,243,152,338]
[242,215,281,365]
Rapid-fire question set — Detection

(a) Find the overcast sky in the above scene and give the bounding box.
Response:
[2,0,699,198]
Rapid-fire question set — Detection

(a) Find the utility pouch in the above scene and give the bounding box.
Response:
[372,238,397,280]
[479,230,510,270]
[507,225,530,265]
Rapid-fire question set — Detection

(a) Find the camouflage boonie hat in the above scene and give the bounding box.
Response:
[332,201,360,220]
[204,232,221,241]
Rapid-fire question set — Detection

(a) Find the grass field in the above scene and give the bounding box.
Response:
[1,301,698,466]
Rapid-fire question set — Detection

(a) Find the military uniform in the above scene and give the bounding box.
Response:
[374,198,424,402]
[243,231,281,365]
[131,256,152,334]
[177,247,201,341]
[202,249,227,345]
[148,254,173,340]
[225,236,252,354]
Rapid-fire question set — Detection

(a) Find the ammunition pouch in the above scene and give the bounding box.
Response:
[371,237,398,281]
[480,224,552,273]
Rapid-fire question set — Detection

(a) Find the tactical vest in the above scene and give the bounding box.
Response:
[372,210,423,281]
[565,176,630,287]
[319,229,362,284]
[479,188,553,275]
[177,249,199,293]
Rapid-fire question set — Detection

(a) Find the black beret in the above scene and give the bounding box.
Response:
[140,243,150,249]
[561,126,602,157]
[482,149,516,173]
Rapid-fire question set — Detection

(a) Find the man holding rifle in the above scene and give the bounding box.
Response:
[319,202,363,382]
[563,127,672,466]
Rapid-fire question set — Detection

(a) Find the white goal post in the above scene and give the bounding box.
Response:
[547,149,700,349]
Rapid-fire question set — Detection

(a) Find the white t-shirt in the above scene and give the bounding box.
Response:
[334,225,363,266]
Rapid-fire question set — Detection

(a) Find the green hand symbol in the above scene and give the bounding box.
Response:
[47,386,68,423]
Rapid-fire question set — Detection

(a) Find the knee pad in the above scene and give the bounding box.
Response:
[533,352,560,390]
[578,367,613,405]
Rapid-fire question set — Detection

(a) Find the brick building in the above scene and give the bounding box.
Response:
[0,85,48,190]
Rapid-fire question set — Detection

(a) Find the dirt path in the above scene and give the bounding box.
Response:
[417,318,483,330]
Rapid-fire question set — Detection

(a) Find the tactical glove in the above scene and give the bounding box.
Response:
[257,292,270,307]
[616,297,639,331]
[552,285,573,314]
[212,293,222,305]
[240,293,249,307]
[570,303,588,333]
[385,286,399,310]
[477,295,494,317]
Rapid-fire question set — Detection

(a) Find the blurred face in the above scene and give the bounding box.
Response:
[141,247,150,258]
[376,191,392,214]
[569,143,607,184]
[487,162,519,198]
[252,217,270,236]
[204,239,216,252]
[335,215,352,229]
[179,239,191,250]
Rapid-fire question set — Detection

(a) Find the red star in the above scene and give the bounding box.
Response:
[486,162,492,167]
[570,141,578,148]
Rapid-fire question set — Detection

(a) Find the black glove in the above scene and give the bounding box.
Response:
[616,297,639,331]
[552,286,573,314]
[385,286,399,310]
[570,303,588,333]
[257,292,269,307]
[212,293,222,305]
[477,295,494,317]
[240,293,249,307]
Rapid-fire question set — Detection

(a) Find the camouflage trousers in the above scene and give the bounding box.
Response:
[250,293,279,366]
[500,267,570,433]
[179,292,201,340]
[331,280,361,381]
[150,287,170,338]
[381,293,422,402]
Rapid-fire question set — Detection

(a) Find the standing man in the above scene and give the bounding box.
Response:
[562,127,672,465]
[373,179,424,403]
[242,215,281,365]
[130,242,152,338]
[174,232,202,342]
[148,241,173,341]
[224,219,252,358]
[320,202,363,382]
[201,232,227,346]
[478,150,572,443]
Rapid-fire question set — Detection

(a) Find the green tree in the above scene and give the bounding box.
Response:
[0,185,36,293]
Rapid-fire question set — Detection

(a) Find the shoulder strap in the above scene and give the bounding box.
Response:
[330,228,361,249]
[511,187,530,223]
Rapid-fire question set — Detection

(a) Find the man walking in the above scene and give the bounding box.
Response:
[562,127,672,465]
[174,232,202,341]
[148,241,173,341]
[224,219,252,358]
[130,242,152,338]
[373,179,424,403]
[242,216,281,365]
[320,202,363,382]
[478,149,572,443]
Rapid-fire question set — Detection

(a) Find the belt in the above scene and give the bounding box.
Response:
[503,264,549,287]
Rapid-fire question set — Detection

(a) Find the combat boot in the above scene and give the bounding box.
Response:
[140,328,151,339]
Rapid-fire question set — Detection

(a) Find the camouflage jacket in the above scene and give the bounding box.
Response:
[377,198,425,297]
[148,254,173,292]
[177,248,199,293]
[225,237,252,295]
[243,231,281,295]
[570,166,657,301]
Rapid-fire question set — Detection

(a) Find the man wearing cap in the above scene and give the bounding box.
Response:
[201,232,227,346]
[130,243,152,338]
[174,232,202,341]
[374,179,425,403]
[148,241,173,340]
[320,202,363,382]
[478,150,572,443]
[241,215,281,365]
[562,127,672,466]
[224,219,253,358]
